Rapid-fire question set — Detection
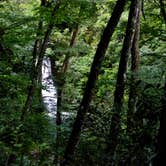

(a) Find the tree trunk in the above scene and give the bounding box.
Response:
[127,0,141,133]
[62,25,79,73]
[52,25,79,165]
[21,0,61,120]
[107,0,140,163]
[61,0,126,165]
[32,0,48,69]
[159,0,166,23]
[56,25,79,124]
[153,80,166,165]
[21,0,46,120]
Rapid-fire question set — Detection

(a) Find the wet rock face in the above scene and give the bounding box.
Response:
[42,57,57,118]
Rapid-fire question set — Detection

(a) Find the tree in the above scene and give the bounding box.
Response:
[0,0,165,165]
[107,0,141,163]
[61,0,127,165]
[153,80,166,165]
[159,0,166,23]
[127,0,141,132]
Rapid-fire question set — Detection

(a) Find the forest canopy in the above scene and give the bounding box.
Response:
[0,0,166,165]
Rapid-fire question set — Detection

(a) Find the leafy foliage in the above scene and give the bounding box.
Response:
[0,0,165,165]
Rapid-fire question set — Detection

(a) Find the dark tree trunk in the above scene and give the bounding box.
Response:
[127,0,141,133]
[50,56,62,125]
[6,153,17,166]
[22,0,46,120]
[153,81,166,165]
[56,87,62,125]
[61,0,127,165]
[21,0,61,120]
[159,0,166,23]
[107,0,140,163]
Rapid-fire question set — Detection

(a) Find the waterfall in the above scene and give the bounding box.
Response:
[41,57,75,120]
[42,57,57,118]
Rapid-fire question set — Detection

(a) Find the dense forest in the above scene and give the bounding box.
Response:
[0,0,166,165]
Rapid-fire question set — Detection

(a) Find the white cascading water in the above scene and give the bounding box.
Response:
[42,57,57,118]
[42,57,75,121]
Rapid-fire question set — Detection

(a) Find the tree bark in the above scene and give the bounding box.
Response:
[61,0,127,165]
[153,80,166,165]
[21,1,47,121]
[62,25,79,73]
[107,0,140,163]
[127,0,141,133]
[159,0,166,23]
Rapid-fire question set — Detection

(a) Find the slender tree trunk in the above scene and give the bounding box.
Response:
[61,0,127,165]
[159,0,166,23]
[50,57,62,125]
[153,80,166,165]
[56,25,79,124]
[21,0,61,120]
[6,154,17,166]
[127,0,141,132]
[53,25,79,165]
[32,0,48,69]
[107,0,140,163]
[9,7,45,165]
[61,2,84,74]
[62,25,79,73]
